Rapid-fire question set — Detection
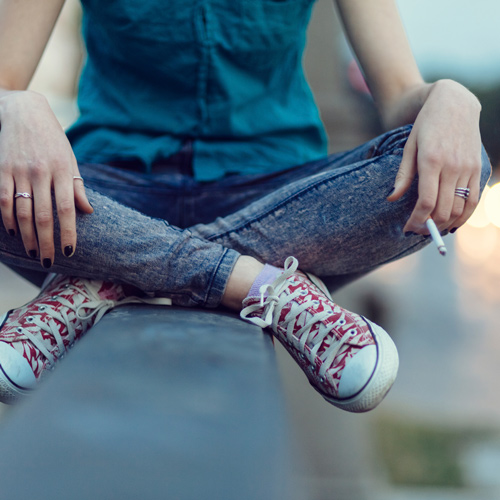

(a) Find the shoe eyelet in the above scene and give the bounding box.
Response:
[339,319,346,325]
[26,316,34,322]
[16,327,23,333]
[319,376,325,383]
[39,305,46,312]
[51,296,59,300]
[64,284,70,289]
[348,328,357,336]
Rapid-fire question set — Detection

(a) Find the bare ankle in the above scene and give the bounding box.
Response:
[221,256,265,311]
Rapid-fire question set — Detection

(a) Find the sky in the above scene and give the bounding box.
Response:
[396,0,500,88]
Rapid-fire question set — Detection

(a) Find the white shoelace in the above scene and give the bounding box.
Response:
[241,257,358,378]
[16,280,171,370]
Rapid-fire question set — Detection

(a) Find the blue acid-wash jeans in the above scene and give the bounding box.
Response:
[0,125,492,307]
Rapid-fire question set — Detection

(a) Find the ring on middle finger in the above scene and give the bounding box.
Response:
[454,187,470,200]
[14,192,33,199]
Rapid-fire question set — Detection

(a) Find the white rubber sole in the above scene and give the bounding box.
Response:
[0,366,32,404]
[0,312,36,405]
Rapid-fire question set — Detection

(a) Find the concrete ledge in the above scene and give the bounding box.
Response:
[0,305,298,499]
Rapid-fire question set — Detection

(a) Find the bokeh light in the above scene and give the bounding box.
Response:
[484,182,500,228]
[456,223,498,264]
[467,185,490,228]
[456,181,500,306]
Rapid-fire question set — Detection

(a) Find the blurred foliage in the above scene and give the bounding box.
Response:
[374,416,493,488]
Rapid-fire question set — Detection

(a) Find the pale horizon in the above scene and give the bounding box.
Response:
[397,0,500,88]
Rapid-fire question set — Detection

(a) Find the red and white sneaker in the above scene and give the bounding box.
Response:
[0,274,171,404]
[240,257,398,413]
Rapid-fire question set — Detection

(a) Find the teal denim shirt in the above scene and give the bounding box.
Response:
[67,0,327,181]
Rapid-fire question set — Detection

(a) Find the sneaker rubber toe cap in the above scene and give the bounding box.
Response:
[337,344,377,399]
[0,341,36,390]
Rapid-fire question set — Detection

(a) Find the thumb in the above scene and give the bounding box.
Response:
[386,137,418,202]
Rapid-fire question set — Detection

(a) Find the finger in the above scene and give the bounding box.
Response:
[444,177,469,231]
[53,173,77,257]
[387,135,418,202]
[73,172,93,214]
[449,172,481,231]
[0,175,17,236]
[403,159,440,234]
[14,188,39,259]
[32,179,55,268]
[429,169,460,231]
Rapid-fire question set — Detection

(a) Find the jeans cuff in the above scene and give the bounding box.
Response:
[203,247,240,308]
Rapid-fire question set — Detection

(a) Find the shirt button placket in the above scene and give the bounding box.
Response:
[195,1,213,134]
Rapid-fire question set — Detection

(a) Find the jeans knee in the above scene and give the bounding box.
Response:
[372,124,413,159]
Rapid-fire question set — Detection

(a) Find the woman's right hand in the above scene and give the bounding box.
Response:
[0,90,93,268]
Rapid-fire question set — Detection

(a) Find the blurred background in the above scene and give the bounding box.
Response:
[1,1,500,499]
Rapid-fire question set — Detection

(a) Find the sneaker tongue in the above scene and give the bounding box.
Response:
[95,281,125,301]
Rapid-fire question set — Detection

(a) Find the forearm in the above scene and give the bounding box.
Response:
[334,0,423,114]
[0,0,65,91]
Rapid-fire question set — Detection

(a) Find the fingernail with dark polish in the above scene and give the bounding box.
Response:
[8,229,15,237]
[64,245,74,257]
[386,187,395,197]
[450,227,458,234]
[42,258,52,269]
[29,250,37,259]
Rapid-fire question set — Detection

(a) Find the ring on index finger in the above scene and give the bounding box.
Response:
[454,187,470,200]
[73,176,84,183]
[14,192,32,199]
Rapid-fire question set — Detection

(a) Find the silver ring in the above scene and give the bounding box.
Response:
[14,192,32,199]
[73,176,84,182]
[455,187,470,200]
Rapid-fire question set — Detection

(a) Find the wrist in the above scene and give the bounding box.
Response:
[0,89,47,119]
[381,79,481,130]
[380,82,431,130]
[429,79,482,114]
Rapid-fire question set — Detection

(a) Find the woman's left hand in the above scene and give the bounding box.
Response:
[386,79,483,234]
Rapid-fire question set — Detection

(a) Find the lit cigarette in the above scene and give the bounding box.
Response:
[426,218,447,256]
